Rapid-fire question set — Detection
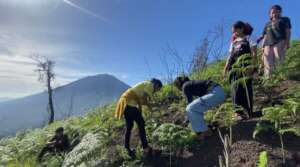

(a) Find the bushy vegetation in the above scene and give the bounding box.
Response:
[152,123,196,154]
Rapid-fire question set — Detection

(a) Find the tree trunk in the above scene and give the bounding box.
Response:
[47,70,54,124]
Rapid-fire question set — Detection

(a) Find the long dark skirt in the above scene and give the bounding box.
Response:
[231,78,253,117]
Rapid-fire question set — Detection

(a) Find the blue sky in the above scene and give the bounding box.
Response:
[0,0,299,98]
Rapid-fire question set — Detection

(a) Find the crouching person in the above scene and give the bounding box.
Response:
[38,127,70,162]
[174,76,226,140]
[115,78,162,158]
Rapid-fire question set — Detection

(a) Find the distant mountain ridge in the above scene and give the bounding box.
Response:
[0,97,13,103]
[0,74,129,137]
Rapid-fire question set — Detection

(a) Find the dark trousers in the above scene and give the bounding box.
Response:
[232,79,253,117]
[124,105,148,150]
[38,144,66,161]
[38,145,56,161]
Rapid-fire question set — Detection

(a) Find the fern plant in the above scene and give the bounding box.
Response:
[152,123,196,166]
[253,98,300,164]
[257,151,268,167]
[210,102,242,167]
[229,53,257,118]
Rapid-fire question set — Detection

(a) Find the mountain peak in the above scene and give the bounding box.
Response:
[0,74,130,136]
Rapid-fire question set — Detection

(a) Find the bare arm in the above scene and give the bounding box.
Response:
[251,46,257,64]
[223,55,231,75]
[143,93,153,112]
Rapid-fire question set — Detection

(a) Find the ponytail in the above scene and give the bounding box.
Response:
[244,22,253,36]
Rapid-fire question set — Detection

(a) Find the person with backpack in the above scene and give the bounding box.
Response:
[229,22,257,61]
[174,76,226,140]
[115,78,162,158]
[261,4,292,77]
[224,21,256,119]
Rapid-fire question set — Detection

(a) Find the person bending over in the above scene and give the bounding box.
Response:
[115,78,162,157]
[174,76,226,140]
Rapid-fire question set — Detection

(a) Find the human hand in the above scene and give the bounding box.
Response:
[285,42,290,50]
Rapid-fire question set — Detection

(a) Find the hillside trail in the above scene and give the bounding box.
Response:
[140,80,300,167]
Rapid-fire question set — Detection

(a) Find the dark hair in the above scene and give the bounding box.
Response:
[233,21,253,36]
[55,127,64,133]
[271,5,282,12]
[233,21,245,30]
[151,78,162,89]
[174,76,190,90]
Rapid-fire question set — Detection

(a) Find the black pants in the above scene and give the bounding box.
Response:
[124,105,148,150]
[38,145,57,161]
[232,79,253,117]
[38,144,67,161]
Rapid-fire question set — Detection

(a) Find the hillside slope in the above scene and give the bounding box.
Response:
[0,41,299,167]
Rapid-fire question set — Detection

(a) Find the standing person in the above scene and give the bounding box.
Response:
[229,22,257,59]
[174,76,226,140]
[115,78,162,158]
[224,21,255,118]
[262,4,292,77]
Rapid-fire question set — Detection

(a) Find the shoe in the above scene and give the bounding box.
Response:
[235,113,248,121]
[208,121,219,132]
[196,130,213,141]
[144,147,161,158]
[127,149,136,159]
[176,149,194,158]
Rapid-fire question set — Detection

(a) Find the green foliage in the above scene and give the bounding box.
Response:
[257,151,268,167]
[206,102,240,128]
[277,40,300,80]
[256,98,300,135]
[153,84,181,103]
[254,96,300,164]
[152,123,196,154]
[253,122,274,139]
[62,132,109,167]
[229,54,256,106]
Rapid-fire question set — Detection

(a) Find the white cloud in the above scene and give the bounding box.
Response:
[0,31,97,98]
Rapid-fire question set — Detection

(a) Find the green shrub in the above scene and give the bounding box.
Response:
[152,123,196,154]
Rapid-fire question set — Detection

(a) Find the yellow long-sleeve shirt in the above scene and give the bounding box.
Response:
[115,81,154,119]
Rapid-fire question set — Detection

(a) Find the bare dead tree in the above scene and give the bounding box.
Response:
[32,55,56,124]
[208,22,226,61]
[190,22,227,76]
[143,56,153,80]
[67,90,75,117]
[190,37,210,73]
[160,44,190,84]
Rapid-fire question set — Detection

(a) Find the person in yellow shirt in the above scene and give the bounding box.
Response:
[115,78,162,157]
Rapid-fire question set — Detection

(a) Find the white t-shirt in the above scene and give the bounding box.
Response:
[229,36,257,53]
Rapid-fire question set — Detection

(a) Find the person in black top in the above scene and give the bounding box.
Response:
[262,5,292,77]
[38,127,70,162]
[224,21,255,119]
[174,76,226,140]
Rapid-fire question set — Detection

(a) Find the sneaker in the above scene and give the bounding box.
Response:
[127,149,136,159]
